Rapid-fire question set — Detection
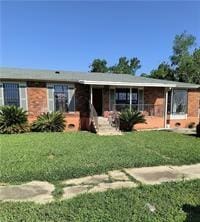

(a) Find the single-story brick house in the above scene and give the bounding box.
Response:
[0,67,200,131]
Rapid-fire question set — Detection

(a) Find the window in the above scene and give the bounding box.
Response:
[132,89,138,104]
[54,85,68,112]
[3,83,20,106]
[115,88,138,104]
[138,89,144,111]
[116,88,130,104]
[172,89,187,114]
[167,91,172,114]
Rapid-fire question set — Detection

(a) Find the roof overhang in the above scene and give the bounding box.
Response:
[79,80,176,88]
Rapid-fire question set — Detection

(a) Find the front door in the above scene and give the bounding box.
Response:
[93,88,103,116]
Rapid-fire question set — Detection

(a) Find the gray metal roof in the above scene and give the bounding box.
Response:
[0,67,199,88]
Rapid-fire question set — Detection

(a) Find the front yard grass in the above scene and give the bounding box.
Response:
[0,131,199,183]
[1,180,200,222]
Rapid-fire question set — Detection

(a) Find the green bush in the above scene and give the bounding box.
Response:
[119,109,146,131]
[31,112,66,132]
[0,106,29,134]
[197,122,200,137]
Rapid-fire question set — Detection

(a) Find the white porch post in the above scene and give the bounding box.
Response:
[90,85,93,105]
[130,88,132,111]
[164,88,168,128]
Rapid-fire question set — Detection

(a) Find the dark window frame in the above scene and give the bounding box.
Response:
[3,83,20,107]
[54,84,69,113]
[115,88,138,105]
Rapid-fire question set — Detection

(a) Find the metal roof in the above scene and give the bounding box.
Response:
[0,67,199,88]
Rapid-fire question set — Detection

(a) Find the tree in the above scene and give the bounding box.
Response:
[171,31,196,66]
[110,57,141,75]
[89,59,108,73]
[176,48,200,84]
[144,32,200,84]
[150,62,175,81]
[89,57,141,75]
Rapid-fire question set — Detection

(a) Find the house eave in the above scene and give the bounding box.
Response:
[79,80,176,88]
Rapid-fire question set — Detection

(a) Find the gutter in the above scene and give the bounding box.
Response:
[79,80,176,88]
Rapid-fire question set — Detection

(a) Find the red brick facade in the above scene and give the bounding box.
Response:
[27,81,81,131]
[135,87,165,129]
[24,82,200,131]
[169,89,200,128]
[75,84,90,130]
[27,82,48,122]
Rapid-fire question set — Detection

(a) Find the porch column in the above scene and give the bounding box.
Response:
[90,85,93,105]
[130,88,132,111]
[164,88,168,128]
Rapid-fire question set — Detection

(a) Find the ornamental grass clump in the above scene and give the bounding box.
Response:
[31,111,66,132]
[0,105,29,134]
[119,109,146,131]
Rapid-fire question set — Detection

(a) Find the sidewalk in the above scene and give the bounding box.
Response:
[0,163,200,204]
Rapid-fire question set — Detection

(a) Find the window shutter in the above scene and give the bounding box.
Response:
[109,89,115,111]
[68,85,75,112]
[19,82,27,110]
[0,82,3,106]
[47,84,54,112]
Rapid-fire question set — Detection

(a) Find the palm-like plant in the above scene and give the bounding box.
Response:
[119,109,146,131]
[31,112,66,132]
[0,106,29,134]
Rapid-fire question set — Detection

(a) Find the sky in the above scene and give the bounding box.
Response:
[1,1,200,75]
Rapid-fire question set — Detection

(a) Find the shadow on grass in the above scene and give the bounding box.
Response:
[186,134,200,138]
[182,204,200,222]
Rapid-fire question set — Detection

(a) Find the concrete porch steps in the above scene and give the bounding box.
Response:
[97,117,122,136]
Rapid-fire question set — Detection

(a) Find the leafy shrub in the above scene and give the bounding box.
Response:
[197,123,200,137]
[0,106,29,134]
[119,109,146,131]
[31,112,66,132]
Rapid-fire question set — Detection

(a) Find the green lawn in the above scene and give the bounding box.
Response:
[0,131,200,183]
[1,180,200,222]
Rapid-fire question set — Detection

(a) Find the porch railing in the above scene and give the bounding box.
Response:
[90,103,99,132]
[113,104,164,117]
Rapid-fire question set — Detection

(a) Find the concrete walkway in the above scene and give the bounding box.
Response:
[0,164,199,204]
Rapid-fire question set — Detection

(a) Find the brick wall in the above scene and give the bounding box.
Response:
[27,81,80,131]
[104,87,166,129]
[27,82,48,122]
[144,87,165,105]
[26,83,199,130]
[138,87,165,129]
[188,89,200,117]
[169,89,200,128]
[75,84,90,130]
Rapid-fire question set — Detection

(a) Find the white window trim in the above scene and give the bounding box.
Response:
[47,83,54,112]
[1,81,27,109]
[68,84,76,113]
[0,81,4,105]
[170,88,188,119]
[109,87,144,111]
[170,114,188,120]
[19,82,28,110]
[47,83,75,113]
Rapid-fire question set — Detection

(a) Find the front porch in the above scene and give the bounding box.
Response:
[90,86,165,117]
[89,85,166,131]
[76,84,199,131]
